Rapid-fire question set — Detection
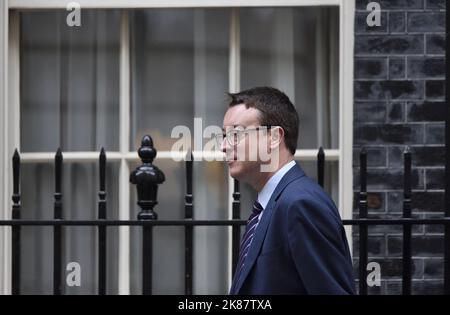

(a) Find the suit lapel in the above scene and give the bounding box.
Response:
[233,163,305,294]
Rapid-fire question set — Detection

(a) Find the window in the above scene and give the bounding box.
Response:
[0,0,355,294]
[20,9,121,294]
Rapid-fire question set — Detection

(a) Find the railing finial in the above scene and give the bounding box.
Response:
[130,135,165,220]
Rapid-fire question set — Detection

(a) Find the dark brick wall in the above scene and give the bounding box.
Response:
[353,0,446,294]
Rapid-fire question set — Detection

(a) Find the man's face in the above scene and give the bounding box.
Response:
[221,104,268,182]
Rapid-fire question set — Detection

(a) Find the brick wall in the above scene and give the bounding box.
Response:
[353,0,446,294]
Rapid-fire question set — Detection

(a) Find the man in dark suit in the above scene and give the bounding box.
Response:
[219,87,355,295]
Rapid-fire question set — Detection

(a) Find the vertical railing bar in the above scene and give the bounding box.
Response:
[11,149,21,295]
[359,148,368,295]
[317,147,325,188]
[142,225,153,295]
[403,147,412,295]
[184,150,193,295]
[131,136,165,295]
[53,148,63,295]
[231,179,241,277]
[98,148,107,295]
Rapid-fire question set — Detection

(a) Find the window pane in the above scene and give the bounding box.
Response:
[129,159,229,294]
[20,10,120,152]
[130,9,230,151]
[20,162,120,294]
[241,7,340,149]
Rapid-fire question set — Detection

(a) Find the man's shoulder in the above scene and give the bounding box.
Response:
[279,173,328,203]
[276,174,342,222]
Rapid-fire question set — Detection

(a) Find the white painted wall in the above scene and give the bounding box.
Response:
[0,0,10,295]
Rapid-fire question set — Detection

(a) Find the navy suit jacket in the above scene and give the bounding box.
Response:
[229,162,355,295]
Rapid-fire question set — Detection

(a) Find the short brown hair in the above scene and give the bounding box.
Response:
[228,87,299,155]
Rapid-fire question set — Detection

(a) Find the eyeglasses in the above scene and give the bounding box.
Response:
[214,126,273,147]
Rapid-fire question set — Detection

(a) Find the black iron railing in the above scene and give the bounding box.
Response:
[1,135,450,295]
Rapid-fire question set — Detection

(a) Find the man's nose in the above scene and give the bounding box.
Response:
[220,138,228,153]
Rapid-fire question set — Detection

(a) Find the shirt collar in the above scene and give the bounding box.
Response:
[257,160,296,209]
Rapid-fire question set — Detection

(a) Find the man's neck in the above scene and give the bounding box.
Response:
[252,156,294,192]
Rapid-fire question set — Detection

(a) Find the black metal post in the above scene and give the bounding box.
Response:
[98,148,107,295]
[130,135,165,295]
[53,148,63,295]
[318,147,325,187]
[359,148,368,295]
[141,225,153,295]
[184,151,193,295]
[11,149,21,295]
[232,179,241,277]
[402,147,412,295]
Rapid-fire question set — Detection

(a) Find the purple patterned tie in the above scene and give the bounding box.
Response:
[232,200,264,288]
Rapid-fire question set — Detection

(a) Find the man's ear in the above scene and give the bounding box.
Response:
[270,127,283,149]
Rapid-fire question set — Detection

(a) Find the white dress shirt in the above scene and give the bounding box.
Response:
[257,160,296,221]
